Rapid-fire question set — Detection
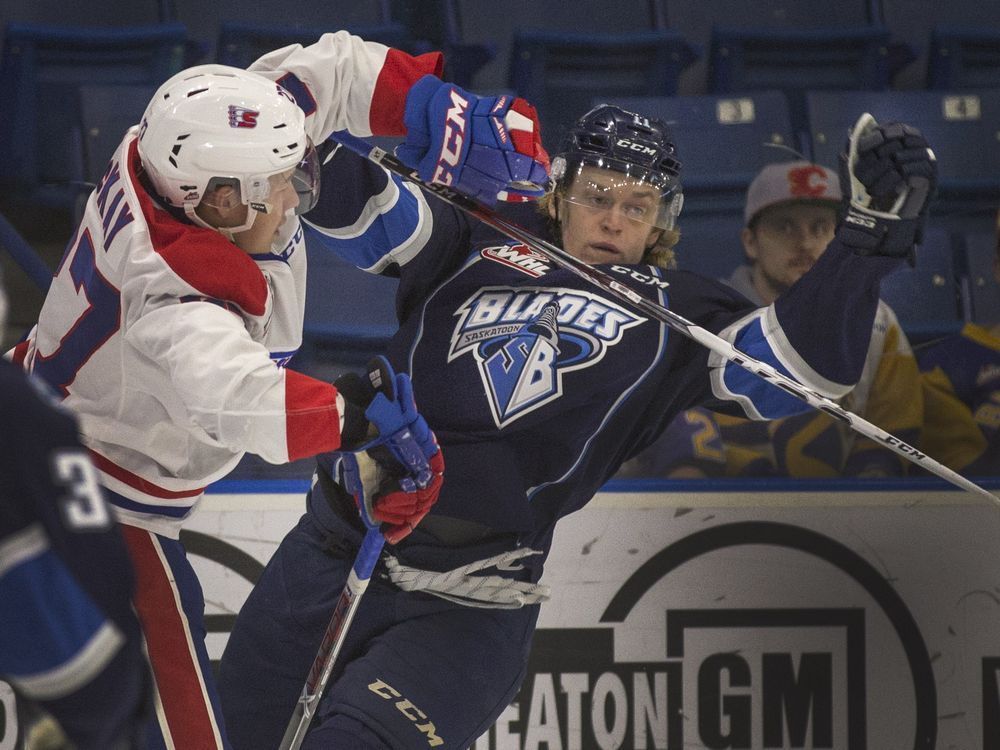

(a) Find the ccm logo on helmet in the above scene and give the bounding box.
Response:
[228,105,259,129]
[432,89,470,186]
[616,138,657,156]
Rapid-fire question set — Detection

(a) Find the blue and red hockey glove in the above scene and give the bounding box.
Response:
[838,113,937,262]
[396,75,550,206]
[335,357,444,544]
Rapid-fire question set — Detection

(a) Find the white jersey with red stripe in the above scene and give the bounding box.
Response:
[16,32,442,537]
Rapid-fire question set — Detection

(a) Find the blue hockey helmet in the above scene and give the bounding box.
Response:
[551,104,683,231]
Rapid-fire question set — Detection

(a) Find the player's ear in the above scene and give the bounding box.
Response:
[547,193,559,221]
[741,226,759,261]
[645,229,663,250]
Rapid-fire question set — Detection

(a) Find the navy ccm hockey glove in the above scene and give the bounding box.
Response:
[396,74,550,205]
[838,113,938,263]
[334,357,444,544]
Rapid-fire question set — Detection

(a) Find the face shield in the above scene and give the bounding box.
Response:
[201,137,321,218]
[553,157,683,232]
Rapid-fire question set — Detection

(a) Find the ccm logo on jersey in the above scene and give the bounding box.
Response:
[228,105,259,129]
[611,265,670,290]
[616,138,658,156]
[432,89,470,185]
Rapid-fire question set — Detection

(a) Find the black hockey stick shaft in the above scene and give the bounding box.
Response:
[328,130,996,503]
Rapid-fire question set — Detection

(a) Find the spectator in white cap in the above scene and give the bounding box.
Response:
[727,160,842,305]
[621,159,925,480]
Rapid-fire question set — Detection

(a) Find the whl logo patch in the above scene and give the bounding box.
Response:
[449,286,644,427]
[228,105,259,128]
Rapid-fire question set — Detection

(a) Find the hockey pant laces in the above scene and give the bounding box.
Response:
[383,547,551,609]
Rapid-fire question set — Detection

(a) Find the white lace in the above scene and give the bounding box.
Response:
[383,548,551,609]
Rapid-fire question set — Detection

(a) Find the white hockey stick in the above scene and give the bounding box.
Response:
[279,525,384,750]
[329,129,997,505]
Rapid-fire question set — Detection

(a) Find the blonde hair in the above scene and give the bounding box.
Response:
[537,191,679,270]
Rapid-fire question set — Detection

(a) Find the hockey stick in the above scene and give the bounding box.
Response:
[280,420,436,749]
[279,523,384,750]
[329,129,997,505]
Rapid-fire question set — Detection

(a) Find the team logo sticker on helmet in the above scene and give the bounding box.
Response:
[449,287,644,427]
[227,105,259,129]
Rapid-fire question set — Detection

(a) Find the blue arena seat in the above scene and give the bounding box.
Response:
[707,25,913,136]
[927,27,1000,90]
[509,30,700,152]
[0,23,186,212]
[78,83,158,186]
[169,0,404,63]
[216,21,417,70]
[961,228,1000,326]
[805,89,1000,212]
[673,211,747,281]
[600,91,797,214]
[299,226,399,369]
[878,228,963,341]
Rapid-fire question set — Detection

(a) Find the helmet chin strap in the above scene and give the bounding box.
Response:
[184,201,260,239]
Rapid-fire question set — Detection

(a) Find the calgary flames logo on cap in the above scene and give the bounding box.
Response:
[786,164,830,198]
[228,105,259,129]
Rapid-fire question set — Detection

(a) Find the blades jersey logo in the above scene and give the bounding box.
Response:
[449,287,645,427]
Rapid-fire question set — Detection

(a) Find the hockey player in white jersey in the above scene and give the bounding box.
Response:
[11,32,548,750]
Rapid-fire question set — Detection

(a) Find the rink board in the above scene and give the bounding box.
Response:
[2,484,999,749]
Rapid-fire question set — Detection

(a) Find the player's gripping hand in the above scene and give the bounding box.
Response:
[838,113,937,261]
[396,74,550,206]
[334,357,444,544]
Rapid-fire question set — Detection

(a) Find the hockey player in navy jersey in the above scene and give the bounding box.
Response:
[218,102,936,749]
[0,276,150,749]
[11,33,547,750]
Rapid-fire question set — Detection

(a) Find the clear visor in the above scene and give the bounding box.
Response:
[202,138,320,216]
[557,161,683,232]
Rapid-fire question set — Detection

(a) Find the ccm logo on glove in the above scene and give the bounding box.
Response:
[433,89,470,185]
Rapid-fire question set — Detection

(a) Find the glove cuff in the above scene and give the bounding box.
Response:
[334,372,374,450]
[838,206,920,260]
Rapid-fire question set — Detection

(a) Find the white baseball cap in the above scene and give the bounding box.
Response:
[744,160,841,227]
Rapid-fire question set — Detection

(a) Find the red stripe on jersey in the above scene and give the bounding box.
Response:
[369,49,444,136]
[284,369,342,461]
[126,140,269,317]
[9,339,30,367]
[89,450,205,500]
[122,526,220,748]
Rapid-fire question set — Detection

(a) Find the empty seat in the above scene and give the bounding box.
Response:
[927,27,1000,90]
[510,30,700,152]
[216,20,417,70]
[961,228,1000,326]
[300,225,399,369]
[879,228,963,341]
[0,23,186,211]
[806,89,1000,212]
[78,83,158,185]
[708,25,912,136]
[673,211,747,281]
[600,91,797,214]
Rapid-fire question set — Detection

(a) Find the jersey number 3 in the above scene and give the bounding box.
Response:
[53,450,112,531]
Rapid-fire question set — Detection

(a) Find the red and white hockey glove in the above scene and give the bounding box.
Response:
[397,75,550,206]
[335,358,444,544]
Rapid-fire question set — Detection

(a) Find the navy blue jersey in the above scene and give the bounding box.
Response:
[304,148,899,555]
[0,359,148,749]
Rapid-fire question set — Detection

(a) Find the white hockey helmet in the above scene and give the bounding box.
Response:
[137,64,319,233]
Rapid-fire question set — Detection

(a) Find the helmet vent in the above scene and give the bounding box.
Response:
[274,123,287,129]
[187,87,209,98]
